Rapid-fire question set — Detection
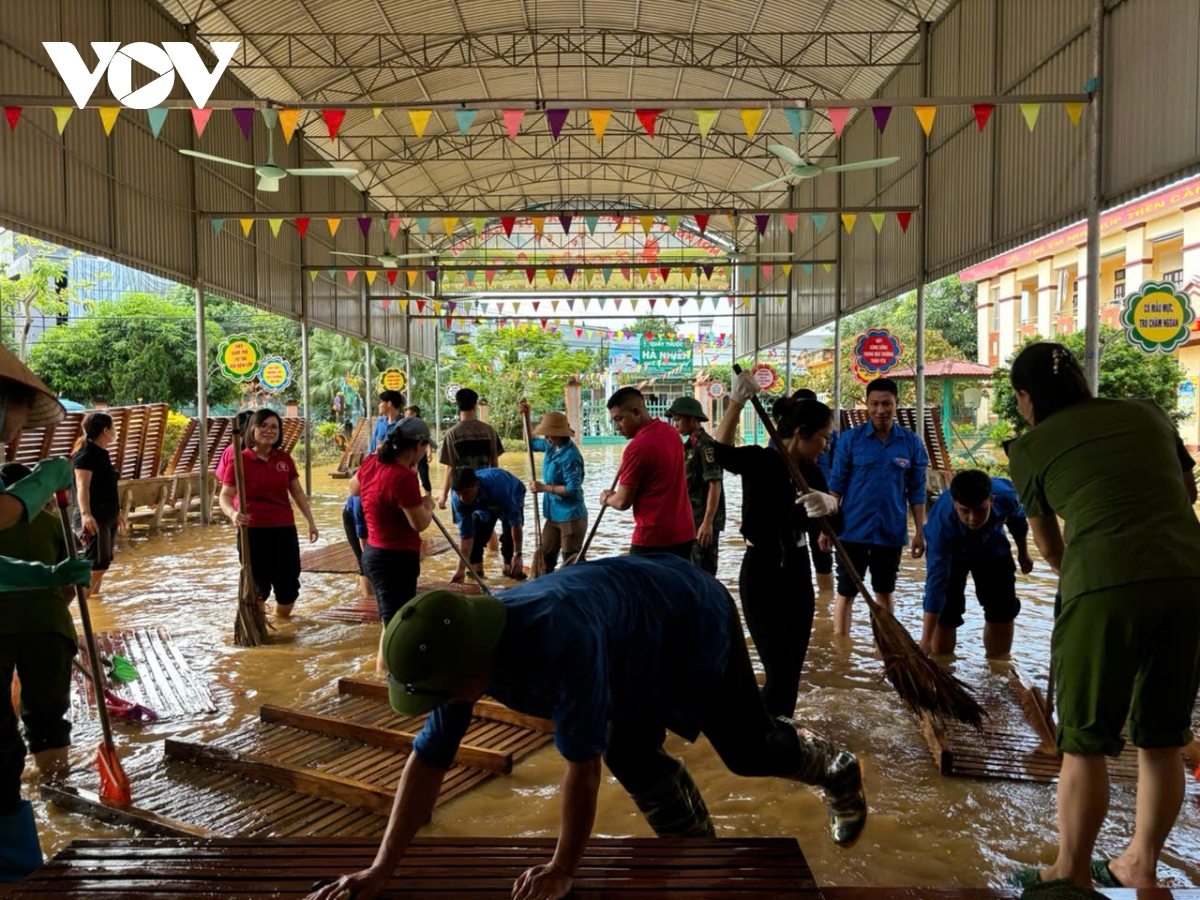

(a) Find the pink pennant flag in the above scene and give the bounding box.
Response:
[346,270,358,284]
[783,214,798,234]
[502,109,524,141]
[191,107,213,137]
[388,217,402,238]
[827,107,851,138]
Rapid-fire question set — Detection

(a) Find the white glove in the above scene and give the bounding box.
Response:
[730,371,760,406]
[798,490,838,518]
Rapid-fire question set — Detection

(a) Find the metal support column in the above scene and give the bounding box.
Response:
[785,185,795,394]
[915,20,931,444]
[194,271,210,526]
[1084,0,1105,393]
[834,147,844,429]
[299,163,312,495]
[361,193,373,416]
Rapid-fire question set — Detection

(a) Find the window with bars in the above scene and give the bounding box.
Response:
[1113,282,1126,302]
[1164,269,1184,286]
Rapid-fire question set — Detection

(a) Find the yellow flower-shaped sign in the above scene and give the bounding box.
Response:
[1120,280,1195,353]
[376,367,407,393]
[217,334,263,382]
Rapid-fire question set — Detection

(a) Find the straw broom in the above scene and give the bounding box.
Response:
[733,365,985,727]
[521,404,544,578]
[231,433,269,647]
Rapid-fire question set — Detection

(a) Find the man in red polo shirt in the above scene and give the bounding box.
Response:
[600,387,696,559]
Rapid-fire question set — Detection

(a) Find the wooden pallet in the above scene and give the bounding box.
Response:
[11,836,815,897]
[300,536,451,574]
[71,627,217,722]
[163,415,306,476]
[3,404,168,477]
[47,680,553,840]
[318,581,483,622]
[329,417,369,478]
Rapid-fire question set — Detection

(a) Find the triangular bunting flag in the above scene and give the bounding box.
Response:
[659,267,671,282]
[500,216,516,238]
[147,107,168,139]
[973,104,994,132]
[828,107,851,138]
[526,268,536,284]
[211,219,224,235]
[870,212,885,233]
[233,107,255,140]
[327,218,341,237]
[896,211,912,233]
[239,218,254,237]
[782,263,792,276]
[51,106,72,134]
[551,299,560,312]
[416,217,430,236]
[455,108,478,135]
[564,267,576,283]
[639,215,656,235]
[98,106,120,136]
[638,267,650,284]
[346,270,358,284]
[464,270,476,285]
[1020,103,1041,131]
[322,109,346,141]
[365,270,377,285]
[783,213,798,234]
[754,214,770,236]
[296,217,311,238]
[872,106,891,133]
[784,107,813,140]
[388,217,402,238]
[3,106,21,131]
[408,109,432,138]
[372,107,382,119]
[386,270,398,286]
[426,270,437,284]
[472,217,486,235]
[914,106,937,137]
[442,217,458,237]
[802,263,812,275]
[702,264,714,280]
[682,266,694,281]
[823,263,833,273]
[761,265,773,279]
[546,109,569,140]
[546,268,559,283]
[399,298,409,311]
[485,269,497,285]
[602,267,613,284]
[695,109,718,139]
[666,214,681,233]
[589,109,611,140]
[636,109,662,138]
[502,109,524,141]
[533,217,545,236]
[739,108,765,140]
[585,215,600,234]
[278,108,301,143]
[268,218,283,237]
[559,215,572,234]
[1065,102,1085,127]
[841,213,857,234]
[191,107,213,137]
[309,270,319,282]
[357,217,372,238]
[406,270,417,286]
[812,213,827,232]
[695,213,709,234]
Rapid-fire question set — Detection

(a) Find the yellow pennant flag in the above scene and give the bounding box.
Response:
[1064,102,1085,127]
[666,214,681,232]
[552,300,561,312]
[870,213,885,233]
[399,298,409,311]
[372,106,383,119]
[742,296,752,308]
[52,107,73,134]
[841,213,857,234]
[407,270,418,286]
[914,106,937,137]
[309,270,319,282]
[327,218,341,237]
[1020,103,1041,132]
[239,218,254,237]
[442,217,459,237]
[365,270,377,285]
[546,268,559,283]
[638,266,650,283]
[278,109,301,143]
[639,215,656,235]
[98,106,120,136]
[268,218,283,237]
[695,109,719,139]
[782,264,792,277]
[682,266,694,281]
[408,109,432,138]
[533,217,545,236]
[589,109,612,141]
[739,108,764,140]
[472,217,486,235]
[824,262,833,273]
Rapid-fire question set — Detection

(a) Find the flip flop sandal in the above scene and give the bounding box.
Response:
[1090,858,1123,888]
[1011,868,1044,888]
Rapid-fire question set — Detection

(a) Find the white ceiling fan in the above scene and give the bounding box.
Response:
[180,122,358,192]
[750,142,899,192]
[330,248,435,269]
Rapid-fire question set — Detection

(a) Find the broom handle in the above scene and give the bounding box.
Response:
[731,364,880,611]
[572,470,621,565]
[231,433,254,578]
[56,497,116,753]
[429,511,491,594]
[521,407,544,563]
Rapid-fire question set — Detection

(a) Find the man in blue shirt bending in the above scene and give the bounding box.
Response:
[305,555,867,900]
[828,378,928,636]
[450,467,525,581]
[367,390,406,454]
[920,469,1032,658]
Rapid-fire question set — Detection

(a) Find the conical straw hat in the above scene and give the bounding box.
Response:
[0,343,65,428]
[532,410,574,438]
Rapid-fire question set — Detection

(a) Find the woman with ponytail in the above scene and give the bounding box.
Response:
[71,412,123,594]
[1007,342,1200,890]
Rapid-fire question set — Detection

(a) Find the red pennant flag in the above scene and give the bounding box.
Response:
[896,211,913,233]
[322,109,346,141]
[485,269,497,285]
[525,268,536,284]
[648,299,657,310]
[576,328,583,337]
[295,217,311,238]
[541,318,548,328]
[533,301,541,311]
[635,109,663,138]
[501,216,517,238]
[190,107,213,137]
[972,104,994,132]
[3,106,21,131]
[659,267,671,282]
[386,270,397,286]
[417,300,426,312]
[695,214,709,234]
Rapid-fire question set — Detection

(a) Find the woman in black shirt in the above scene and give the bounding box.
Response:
[71,412,123,594]
[714,375,842,718]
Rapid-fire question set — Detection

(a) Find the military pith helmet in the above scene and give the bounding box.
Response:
[666,396,708,422]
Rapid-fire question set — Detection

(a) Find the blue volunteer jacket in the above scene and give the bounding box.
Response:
[828,420,928,546]
[530,438,587,522]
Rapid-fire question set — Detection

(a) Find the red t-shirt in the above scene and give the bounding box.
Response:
[620,418,695,547]
[214,443,235,485]
[220,448,299,528]
[356,454,424,552]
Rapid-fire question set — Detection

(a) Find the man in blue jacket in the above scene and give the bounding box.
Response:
[450,467,525,581]
[920,469,1032,658]
[367,390,406,454]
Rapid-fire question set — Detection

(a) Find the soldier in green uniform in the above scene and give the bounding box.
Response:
[668,397,725,576]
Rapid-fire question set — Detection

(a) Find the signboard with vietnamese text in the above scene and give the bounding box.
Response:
[1120,280,1195,353]
[639,337,694,374]
[258,356,293,392]
[854,329,903,376]
[217,334,263,382]
[377,367,407,393]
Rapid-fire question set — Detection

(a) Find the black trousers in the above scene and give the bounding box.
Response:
[738,544,815,719]
[417,454,432,493]
[361,544,421,625]
[467,513,514,566]
[342,507,364,574]
[630,540,695,560]
[238,526,302,607]
[603,603,804,796]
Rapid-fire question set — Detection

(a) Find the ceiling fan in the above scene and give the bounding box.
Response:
[330,248,435,269]
[749,142,899,191]
[179,123,358,192]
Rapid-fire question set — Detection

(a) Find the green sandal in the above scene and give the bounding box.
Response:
[1011,868,1044,888]
[1090,859,1123,888]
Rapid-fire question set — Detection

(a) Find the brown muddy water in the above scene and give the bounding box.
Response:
[21,444,1200,887]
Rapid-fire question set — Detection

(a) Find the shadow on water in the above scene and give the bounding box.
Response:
[26,444,1200,887]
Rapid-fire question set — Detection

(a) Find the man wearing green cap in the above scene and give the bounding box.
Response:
[307,554,866,900]
[668,397,724,575]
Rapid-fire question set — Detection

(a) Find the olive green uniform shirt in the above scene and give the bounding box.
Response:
[0,507,76,646]
[684,429,725,532]
[1008,397,1200,602]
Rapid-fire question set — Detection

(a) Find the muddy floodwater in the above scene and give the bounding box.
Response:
[21,443,1200,887]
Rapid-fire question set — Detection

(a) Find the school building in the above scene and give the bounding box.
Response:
[961,175,1200,448]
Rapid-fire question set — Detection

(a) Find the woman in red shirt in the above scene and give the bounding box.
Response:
[218,409,318,619]
[351,419,433,628]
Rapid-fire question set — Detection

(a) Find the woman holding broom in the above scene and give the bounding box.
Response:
[1007,342,1200,890]
[713,372,842,719]
[518,399,587,573]
[219,409,318,619]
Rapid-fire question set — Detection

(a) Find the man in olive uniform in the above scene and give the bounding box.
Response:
[669,397,725,575]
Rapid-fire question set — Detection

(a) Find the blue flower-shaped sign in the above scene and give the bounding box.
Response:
[258,356,293,393]
[854,329,903,374]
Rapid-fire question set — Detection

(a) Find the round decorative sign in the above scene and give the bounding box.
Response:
[707,381,726,399]
[853,360,873,385]
[750,363,778,391]
[1120,280,1196,353]
[217,334,263,382]
[445,382,462,402]
[258,356,293,393]
[854,329,903,375]
[377,367,407,393]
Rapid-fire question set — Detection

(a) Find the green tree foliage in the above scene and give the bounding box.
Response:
[199,292,304,402]
[617,315,674,336]
[0,236,102,361]
[989,326,1185,439]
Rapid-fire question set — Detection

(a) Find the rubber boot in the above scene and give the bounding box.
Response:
[0,800,43,883]
[627,762,716,838]
[783,719,867,848]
